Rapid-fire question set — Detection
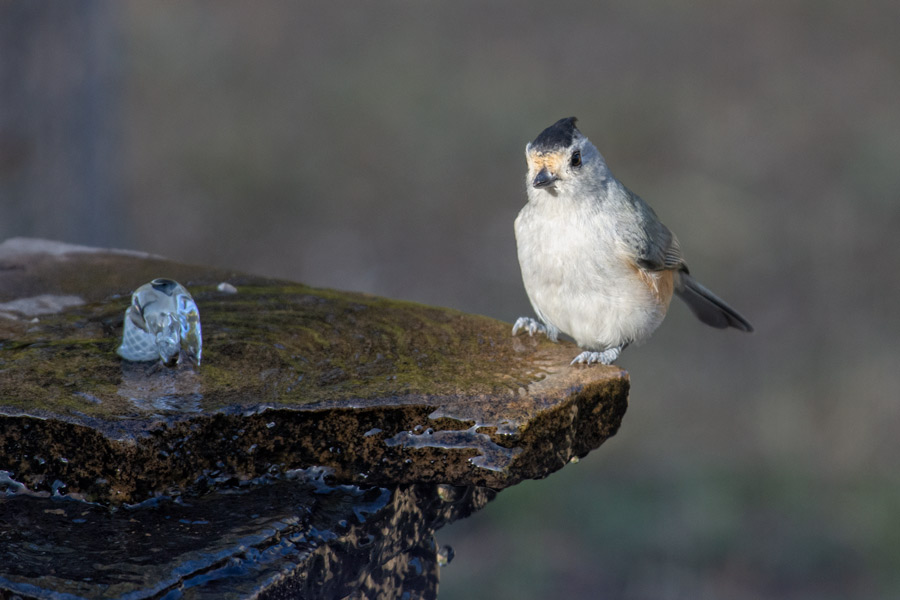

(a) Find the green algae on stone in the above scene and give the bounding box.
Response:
[1,283,556,417]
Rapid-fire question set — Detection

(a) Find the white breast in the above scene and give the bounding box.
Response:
[514,194,668,350]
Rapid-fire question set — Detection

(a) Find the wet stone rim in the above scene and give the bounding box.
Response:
[0,373,627,505]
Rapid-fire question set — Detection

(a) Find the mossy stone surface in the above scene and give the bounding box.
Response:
[0,239,629,505]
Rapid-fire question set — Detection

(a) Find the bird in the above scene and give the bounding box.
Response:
[512,117,752,365]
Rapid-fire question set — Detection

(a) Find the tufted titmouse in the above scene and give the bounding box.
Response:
[513,117,752,365]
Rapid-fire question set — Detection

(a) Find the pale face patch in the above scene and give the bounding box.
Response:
[527,150,567,179]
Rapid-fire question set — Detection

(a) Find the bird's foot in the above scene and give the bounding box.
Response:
[512,316,550,339]
[571,346,622,366]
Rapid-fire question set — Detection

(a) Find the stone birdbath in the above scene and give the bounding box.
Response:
[0,238,628,599]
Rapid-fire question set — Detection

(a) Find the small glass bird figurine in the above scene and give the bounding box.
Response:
[117,278,202,367]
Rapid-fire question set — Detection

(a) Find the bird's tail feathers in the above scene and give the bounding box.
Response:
[675,273,753,332]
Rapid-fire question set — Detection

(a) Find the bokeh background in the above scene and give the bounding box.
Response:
[2,2,899,598]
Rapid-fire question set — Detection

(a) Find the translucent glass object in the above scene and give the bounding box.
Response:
[117,279,202,366]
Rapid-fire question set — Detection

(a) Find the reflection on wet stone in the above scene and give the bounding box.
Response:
[119,360,204,413]
[384,426,523,472]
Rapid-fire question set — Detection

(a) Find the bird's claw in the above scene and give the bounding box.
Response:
[571,347,621,366]
[512,317,548,338]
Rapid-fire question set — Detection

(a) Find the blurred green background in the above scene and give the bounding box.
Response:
[2,2,899,598]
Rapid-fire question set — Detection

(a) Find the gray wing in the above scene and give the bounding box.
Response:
[621,187,687,272]
[617,187,753,332]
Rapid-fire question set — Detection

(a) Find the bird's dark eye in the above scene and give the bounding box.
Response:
[570,150,582,168]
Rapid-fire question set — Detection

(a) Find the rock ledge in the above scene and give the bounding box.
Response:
[0,238,628,505]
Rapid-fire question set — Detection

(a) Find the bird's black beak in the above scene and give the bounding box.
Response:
[532,168,558,188]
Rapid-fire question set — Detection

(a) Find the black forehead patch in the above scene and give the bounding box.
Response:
[530,117,579,151]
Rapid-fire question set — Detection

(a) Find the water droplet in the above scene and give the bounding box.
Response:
[437,545,455,566]
[117,279,202,367]
[51,480,67,496]
[436,484,455,502]
[266,422,276,429]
